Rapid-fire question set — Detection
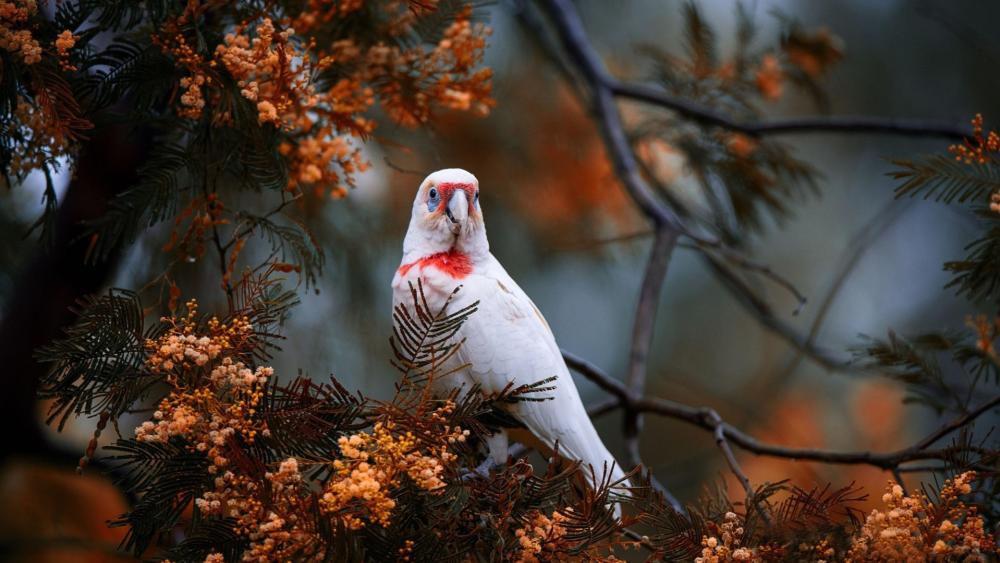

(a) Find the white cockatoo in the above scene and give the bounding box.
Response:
[391,168,627,492]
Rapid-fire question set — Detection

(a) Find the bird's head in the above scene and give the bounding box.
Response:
[404,168,486,252]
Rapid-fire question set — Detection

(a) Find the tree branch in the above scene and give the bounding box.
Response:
[535,0,991,520]
[610,77,970,140]
[624,226,677,466]
[564,349,1000,471]
[702,254,853,372]
[749,200,911,397]
[535,0,687,233]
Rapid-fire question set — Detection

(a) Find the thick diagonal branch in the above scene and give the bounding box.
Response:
[535,0,687,232]
[624,227,677,466]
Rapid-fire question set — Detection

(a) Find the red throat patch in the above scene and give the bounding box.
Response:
[397,249,472,279]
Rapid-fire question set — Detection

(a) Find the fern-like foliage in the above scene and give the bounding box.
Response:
[226,268,301,360]
[944,209,1000,302]
[105,439,214,556]
[83,141,190,262]
[390,280,479,387]
[36,289,159,430]
[634,1,833,242]
[890,155,1000,204]
[255,376,367,464]
[628,474,866,560]
[852,331,959,413]
[240,214,325,287]
[851,327,1000,416]
[79,38,174,113]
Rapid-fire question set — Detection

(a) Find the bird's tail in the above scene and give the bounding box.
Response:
[548,425,631,519]
[574,442,629,520]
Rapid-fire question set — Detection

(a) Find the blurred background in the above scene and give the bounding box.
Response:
[3,0,1000,558]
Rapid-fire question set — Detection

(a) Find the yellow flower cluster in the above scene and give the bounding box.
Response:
[513,510,572,563]
[397,539,415,561]
[947,115,1000,213]
[1,2,87,178]
[0,0,41,64]
[153,1,491,197]
[366,5,494,126]
[950,114,1000,165]
[145,300,252,374]
[696,511,756,563]
[847,472,997,561]
[7,98,75,175]
[54,29,77,69]
[319,411,467,530]
[135,300,333,560]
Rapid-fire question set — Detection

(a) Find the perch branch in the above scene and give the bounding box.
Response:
[534,0,991,523]
[564,348,1000,471]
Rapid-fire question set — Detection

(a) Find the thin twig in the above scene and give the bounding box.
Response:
[563,349,1000,470]
[748,200,910,397]
[621,527,656,552]
[382,156,426,178]
[703,254,853,372]
[681,241,807,314]
[705,408,774,525]
[706,409,753,499]
[223,192,303,252]
[609,81,970,140]
[892,468,909,495]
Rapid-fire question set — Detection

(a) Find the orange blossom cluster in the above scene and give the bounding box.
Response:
[155,2,492,198]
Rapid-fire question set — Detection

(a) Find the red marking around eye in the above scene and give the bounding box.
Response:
[397,249,472,279]
[435,182,477,214]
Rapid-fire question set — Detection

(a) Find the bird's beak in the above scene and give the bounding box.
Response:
[445,189,469,232]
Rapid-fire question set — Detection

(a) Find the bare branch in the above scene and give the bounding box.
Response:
[534,0,688,233]
[587,396,621,419]
[534,0,994,523]
[533,0,875,378]
[624,227,677,465]
[705,409,754,499]
[682,241,807,314]
[626,227,678,394]
[703,254,853,372]
[704,408,775,525]
[752,200,911,396]
[564,349,1000,471]
[610,78,970,140]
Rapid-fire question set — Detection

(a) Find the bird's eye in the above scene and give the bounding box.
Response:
[427,187,439,211]
[474,190,479,205]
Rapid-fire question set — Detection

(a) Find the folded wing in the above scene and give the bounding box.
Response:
[455,254,627,487]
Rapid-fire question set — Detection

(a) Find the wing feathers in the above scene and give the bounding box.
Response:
[458,255,627,487]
